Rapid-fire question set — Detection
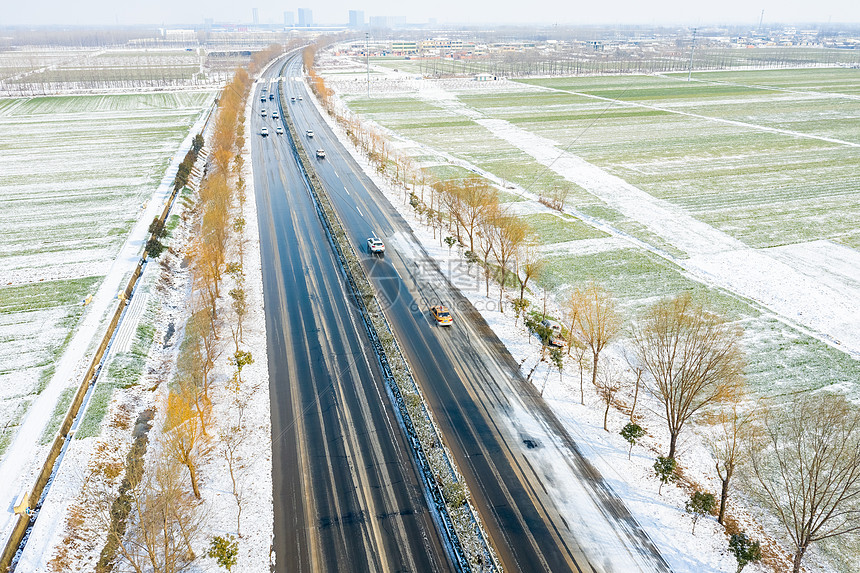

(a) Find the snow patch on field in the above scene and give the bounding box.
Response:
[0,96,214,552]
[408,84,860,358]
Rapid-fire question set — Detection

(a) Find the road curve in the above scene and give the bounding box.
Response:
[252,61,452,572]
[279,54,672,573]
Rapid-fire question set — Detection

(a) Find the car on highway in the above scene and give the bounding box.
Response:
[430,305,453,326]
[260,127,269,137]
[272,111,279,119]
[261,109,267,117]
[367,238,385,254]
[260,96,266,102]
[298,96,303,101]
[306,130,314,138]
[290,96,296,102]
[269,93,275,100]
[275,126,284,135]
[316,149,326,158]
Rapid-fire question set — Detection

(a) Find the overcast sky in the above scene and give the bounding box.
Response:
[4,0,859,27]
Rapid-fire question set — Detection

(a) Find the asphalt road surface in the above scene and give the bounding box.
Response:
[252,61,452,573]
[273,54,673,573]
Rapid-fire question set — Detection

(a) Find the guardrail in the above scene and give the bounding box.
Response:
[276,58,500,573]
[0,99,216,573]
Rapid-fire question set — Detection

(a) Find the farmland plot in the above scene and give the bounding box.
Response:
[0,47,238,96]
[331,65,860,397]
[0,90,213,458]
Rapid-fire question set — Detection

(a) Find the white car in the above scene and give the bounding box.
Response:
[306,130,314,138]
[298,96,303,101]
[260,127,269,137]
[290,96,296,102]
[272,111,279,119]
[275,126,284,135]
[261,109,267,117]
[367,238,385,254]
[316,149,326,158]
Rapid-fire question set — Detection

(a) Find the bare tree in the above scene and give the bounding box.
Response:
[476,203,500,297]
[515,239,545,305]
[707,401,752,524]
[633,293,744,459]
[574,283,621,394]
[596,359,623,431]
[491,215,528,312]
[164,392,209,499]
[564,288,581,357]
[100,457,204,573]
[747,394,860,573]
[622,348,645,422]
[571,339,589,405]
[219,422,245,537]
[457,177,497,254]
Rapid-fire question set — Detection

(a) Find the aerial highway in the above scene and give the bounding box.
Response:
[270,53,673,573]
[251,61,452,572]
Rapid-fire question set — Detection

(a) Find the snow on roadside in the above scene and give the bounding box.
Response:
[179,70,274,573]
[307,76,787,573]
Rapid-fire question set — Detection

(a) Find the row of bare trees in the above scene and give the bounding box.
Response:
[558,286,860,573]
[89,53,267,572]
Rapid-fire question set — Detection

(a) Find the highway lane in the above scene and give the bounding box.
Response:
[252,66,452,573]
[279,57,672,573]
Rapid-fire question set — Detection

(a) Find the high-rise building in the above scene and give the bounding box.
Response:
[252,8,259,26]
[284,11,294,26]
[369,15,388,28]
[298,8,313,27]
[348,10,365,28]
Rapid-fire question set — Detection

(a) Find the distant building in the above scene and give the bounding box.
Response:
[369,16,388,29]
[298,8,313,27]
[160,28,197,42]
[284,11,294,26]
[348,10,364,28]
[419,38,464,53]
[391,40,418,55]
[252,8,259,26]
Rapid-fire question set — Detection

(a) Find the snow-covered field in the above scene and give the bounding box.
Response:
[0,91,214,460]
[325,62,860,394]
[0,91,215,563]
[317,57,860,571]
[0,47,225,95]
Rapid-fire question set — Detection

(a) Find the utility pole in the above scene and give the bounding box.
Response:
[687,28,697,82]
[365,32,370,98]
[758,10,765,32]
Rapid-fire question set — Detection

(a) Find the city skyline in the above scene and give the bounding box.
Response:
[4,0,860,27]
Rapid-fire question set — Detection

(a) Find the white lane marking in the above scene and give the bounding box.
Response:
[344,187,350,195]
[356,206,363,217]
[334,171,340,179]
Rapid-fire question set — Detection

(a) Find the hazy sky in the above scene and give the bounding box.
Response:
[4,0,859,27]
